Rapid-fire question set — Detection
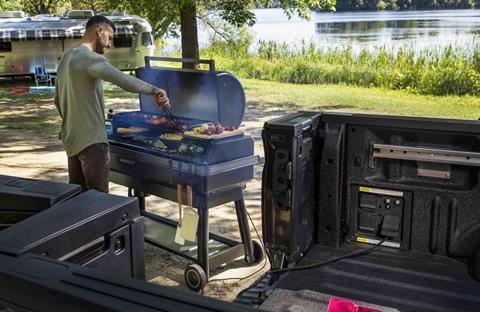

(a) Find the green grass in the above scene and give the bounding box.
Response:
[0,114,59,131]
[242,79,480,119]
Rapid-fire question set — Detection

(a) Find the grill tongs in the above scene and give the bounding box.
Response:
[162,105,177,124]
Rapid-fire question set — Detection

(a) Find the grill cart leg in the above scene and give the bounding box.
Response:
[128,188,146,211]
[235,196,255,263]
[197,204,210,285]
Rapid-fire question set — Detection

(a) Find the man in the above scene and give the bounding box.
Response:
[55,15,169,193]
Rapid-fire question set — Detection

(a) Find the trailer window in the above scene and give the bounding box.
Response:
[141,32,153,46]
[0,42,12,52]
[113,35,133,48]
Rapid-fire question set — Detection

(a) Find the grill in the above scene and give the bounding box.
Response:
[108,57,262,291]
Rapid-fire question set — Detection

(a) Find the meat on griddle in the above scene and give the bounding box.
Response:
[165,119,187,131]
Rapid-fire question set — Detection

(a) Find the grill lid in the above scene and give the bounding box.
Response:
[137,57,245,129]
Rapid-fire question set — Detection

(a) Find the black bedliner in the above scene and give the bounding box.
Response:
[274,244,480,312]
[256,111,480,311]
[0,174,80,229]
[0,252,257,312]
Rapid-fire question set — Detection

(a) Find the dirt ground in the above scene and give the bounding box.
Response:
[0,80,288,302]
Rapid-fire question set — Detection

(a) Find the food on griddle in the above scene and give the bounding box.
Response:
[132,135,154,144]
[160,133,183,140]
[152,139,168,151]
[166,119,187,131]
[117,127,149,134]
[145,117,167,125]
[144,114,187,131]
[179,143,205,155]
[193,123,236,135]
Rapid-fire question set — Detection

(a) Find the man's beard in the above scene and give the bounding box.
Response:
[94,38,105,54]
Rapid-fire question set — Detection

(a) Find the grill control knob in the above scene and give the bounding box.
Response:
[385,198,391,204]
[395,199,401,206]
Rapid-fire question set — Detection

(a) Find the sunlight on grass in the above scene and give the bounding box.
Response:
[242,79,480,119]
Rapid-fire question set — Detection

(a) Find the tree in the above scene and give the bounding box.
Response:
[22,0,67,14]
[100,0,336,65]
[180,1,199,61]
[69,0,101,11]
[0,0,22,11]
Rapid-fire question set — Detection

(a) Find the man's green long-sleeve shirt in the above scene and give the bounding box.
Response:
[55,45,160,157]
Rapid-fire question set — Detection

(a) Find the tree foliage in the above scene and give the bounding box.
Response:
[23,0,68,14]
[80,0,335,38]
[69,0,102,11]
[0,0,21,11]
[2,1,336,37]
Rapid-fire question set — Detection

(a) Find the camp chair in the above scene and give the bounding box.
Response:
[34,66,52,87]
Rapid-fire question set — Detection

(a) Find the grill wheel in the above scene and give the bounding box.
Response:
[251,240,265,263]
[184,263,207,292]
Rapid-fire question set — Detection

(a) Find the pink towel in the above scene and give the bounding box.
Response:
[328,297,381,312]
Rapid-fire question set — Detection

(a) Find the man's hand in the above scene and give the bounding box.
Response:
[153,89,170,111]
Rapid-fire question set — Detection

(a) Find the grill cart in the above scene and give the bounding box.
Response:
[108,57,264,291]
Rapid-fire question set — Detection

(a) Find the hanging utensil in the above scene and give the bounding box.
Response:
[174,184,185,245]
[180,185,199,242]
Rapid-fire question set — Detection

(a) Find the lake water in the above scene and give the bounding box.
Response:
[194,9,480,52]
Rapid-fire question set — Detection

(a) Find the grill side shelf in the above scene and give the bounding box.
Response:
[110,145,259,176]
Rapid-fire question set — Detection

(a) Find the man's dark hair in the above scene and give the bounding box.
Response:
[85,15,116,32]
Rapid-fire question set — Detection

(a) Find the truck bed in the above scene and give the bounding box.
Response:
[259,112,480,312]
[261,244,480,312]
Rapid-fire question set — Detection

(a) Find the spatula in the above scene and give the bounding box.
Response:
[180,185,199,242]
[174,184,185,245]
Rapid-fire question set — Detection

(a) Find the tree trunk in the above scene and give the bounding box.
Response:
[90,0,97,12]
[41,1,47,14]
[180,1,199,69]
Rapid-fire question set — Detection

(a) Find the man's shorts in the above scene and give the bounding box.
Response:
[67,143,110,193]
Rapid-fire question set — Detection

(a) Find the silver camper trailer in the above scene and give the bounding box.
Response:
[0,10,155,77]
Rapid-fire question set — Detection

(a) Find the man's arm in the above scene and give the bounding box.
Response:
[86,56,160,95]
[87,56,170,109]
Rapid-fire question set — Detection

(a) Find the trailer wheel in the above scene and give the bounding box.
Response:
[250,240,265,264]
[184,264,207,292]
